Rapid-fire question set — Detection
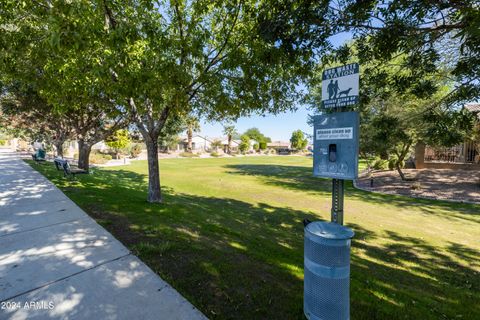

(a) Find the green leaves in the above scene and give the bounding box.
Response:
[290,129,307,150]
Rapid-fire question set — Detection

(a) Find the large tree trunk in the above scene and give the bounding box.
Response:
[77,139,92,171]
[54,140,65,158]
[145,137,162,203]
[227,136,232,154]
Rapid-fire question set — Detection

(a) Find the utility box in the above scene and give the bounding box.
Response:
[313,112,359,180]
[304,221,354,320]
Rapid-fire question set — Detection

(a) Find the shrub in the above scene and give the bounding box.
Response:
[89,153,112,164]
[388,157,405,170]
[372,158,388,170]
[210,151,221,157]
[210,139,223,151]
[411,182,422,190]
[388,158,396,171]
[259,141,267,150]
[105,129,131,158]
[0,139,6,146]
[179,152,199,158]
[239,135,250,154]
[130,143,143,158]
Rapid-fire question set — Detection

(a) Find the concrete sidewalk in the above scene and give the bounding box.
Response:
[0,150,207,320]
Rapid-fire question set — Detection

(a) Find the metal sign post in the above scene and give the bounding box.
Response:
[314,63,360,225]
[306,63,359,320]
[313,111,358,225]
[331,178,344,224]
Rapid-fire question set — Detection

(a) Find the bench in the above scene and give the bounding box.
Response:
[32,149,46,163]
[54,158,65,171]
[58,159,88,179]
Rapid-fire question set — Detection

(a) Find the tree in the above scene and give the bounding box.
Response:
[290,130,308,151]
[239,135,250,154]
[66,102,127,171]
[259,0,480,105]
[359,88,475,180]
[158,114,185,153]
[105,129,131,159]
[185,117,200,152]
[211,139,223,152]
[0,3,128,170]
[0,83,75,157]
[306,42,476,179]
[102,1,306,202]
[2,1,309,202]
[243,127,271,147]
[223,125,237,154]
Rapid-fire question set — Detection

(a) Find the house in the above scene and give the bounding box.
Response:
[221,138,240,153]
[267,141,291,154]
[415,103,479,169]
[176,134,214,152]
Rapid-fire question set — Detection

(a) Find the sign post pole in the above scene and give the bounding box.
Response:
[306,63,359,320]
[331,178,344,225]
[332,105,345,226]
[314,62,360,226]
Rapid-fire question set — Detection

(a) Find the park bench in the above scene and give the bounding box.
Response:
[54,158,65,171]
[32,149,46,163]
[58,159,88,179]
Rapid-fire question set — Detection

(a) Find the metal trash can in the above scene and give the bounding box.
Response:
[304,221,354,320]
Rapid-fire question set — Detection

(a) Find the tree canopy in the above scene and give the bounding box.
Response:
[243,127,271,145]
[1,0,308,202]
[290,130,308,151]
[260,0,480,105]
[105,129,131,158]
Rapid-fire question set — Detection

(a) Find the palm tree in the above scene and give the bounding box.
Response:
[211,139,223,152]
[223,124,237,154]
[185,116,200,152]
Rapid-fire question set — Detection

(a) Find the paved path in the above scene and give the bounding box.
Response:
[0,150,207,320]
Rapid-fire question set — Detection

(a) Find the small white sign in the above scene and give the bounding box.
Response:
[316,127,353,140]
[321,63,359,108]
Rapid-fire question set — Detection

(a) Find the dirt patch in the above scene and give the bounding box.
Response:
[357,169,480,204]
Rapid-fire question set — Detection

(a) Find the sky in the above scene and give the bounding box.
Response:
[200,105,312,142]
[198,32,354,142]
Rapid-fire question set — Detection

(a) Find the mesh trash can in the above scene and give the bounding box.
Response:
[304,221,354,320]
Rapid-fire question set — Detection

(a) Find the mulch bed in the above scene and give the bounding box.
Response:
[356,169,480,204]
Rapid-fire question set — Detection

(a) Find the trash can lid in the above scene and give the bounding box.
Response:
[305,221,354,240]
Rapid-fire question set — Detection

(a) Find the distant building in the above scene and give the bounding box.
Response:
[221,138,258,153]
[177,135,213,152]
[415,103,479,168]
[221,138,240,153]
[267,141,291,154]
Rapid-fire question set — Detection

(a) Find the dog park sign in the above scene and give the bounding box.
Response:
[321,63,359,108]
[314,63,360,225]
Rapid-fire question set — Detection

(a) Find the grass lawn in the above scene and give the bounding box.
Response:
[27,156,479,319]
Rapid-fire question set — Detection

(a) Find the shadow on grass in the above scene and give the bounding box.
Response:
[224,164,480,224]
[27,160,480,320]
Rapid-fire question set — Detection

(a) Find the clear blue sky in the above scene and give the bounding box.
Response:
[199,32,353,141]
[200,105,312,141]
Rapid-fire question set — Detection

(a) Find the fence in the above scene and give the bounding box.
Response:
[425,140,478,163]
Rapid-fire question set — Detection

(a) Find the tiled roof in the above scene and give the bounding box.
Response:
[267,141,290,147]
[465,103,480,113]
